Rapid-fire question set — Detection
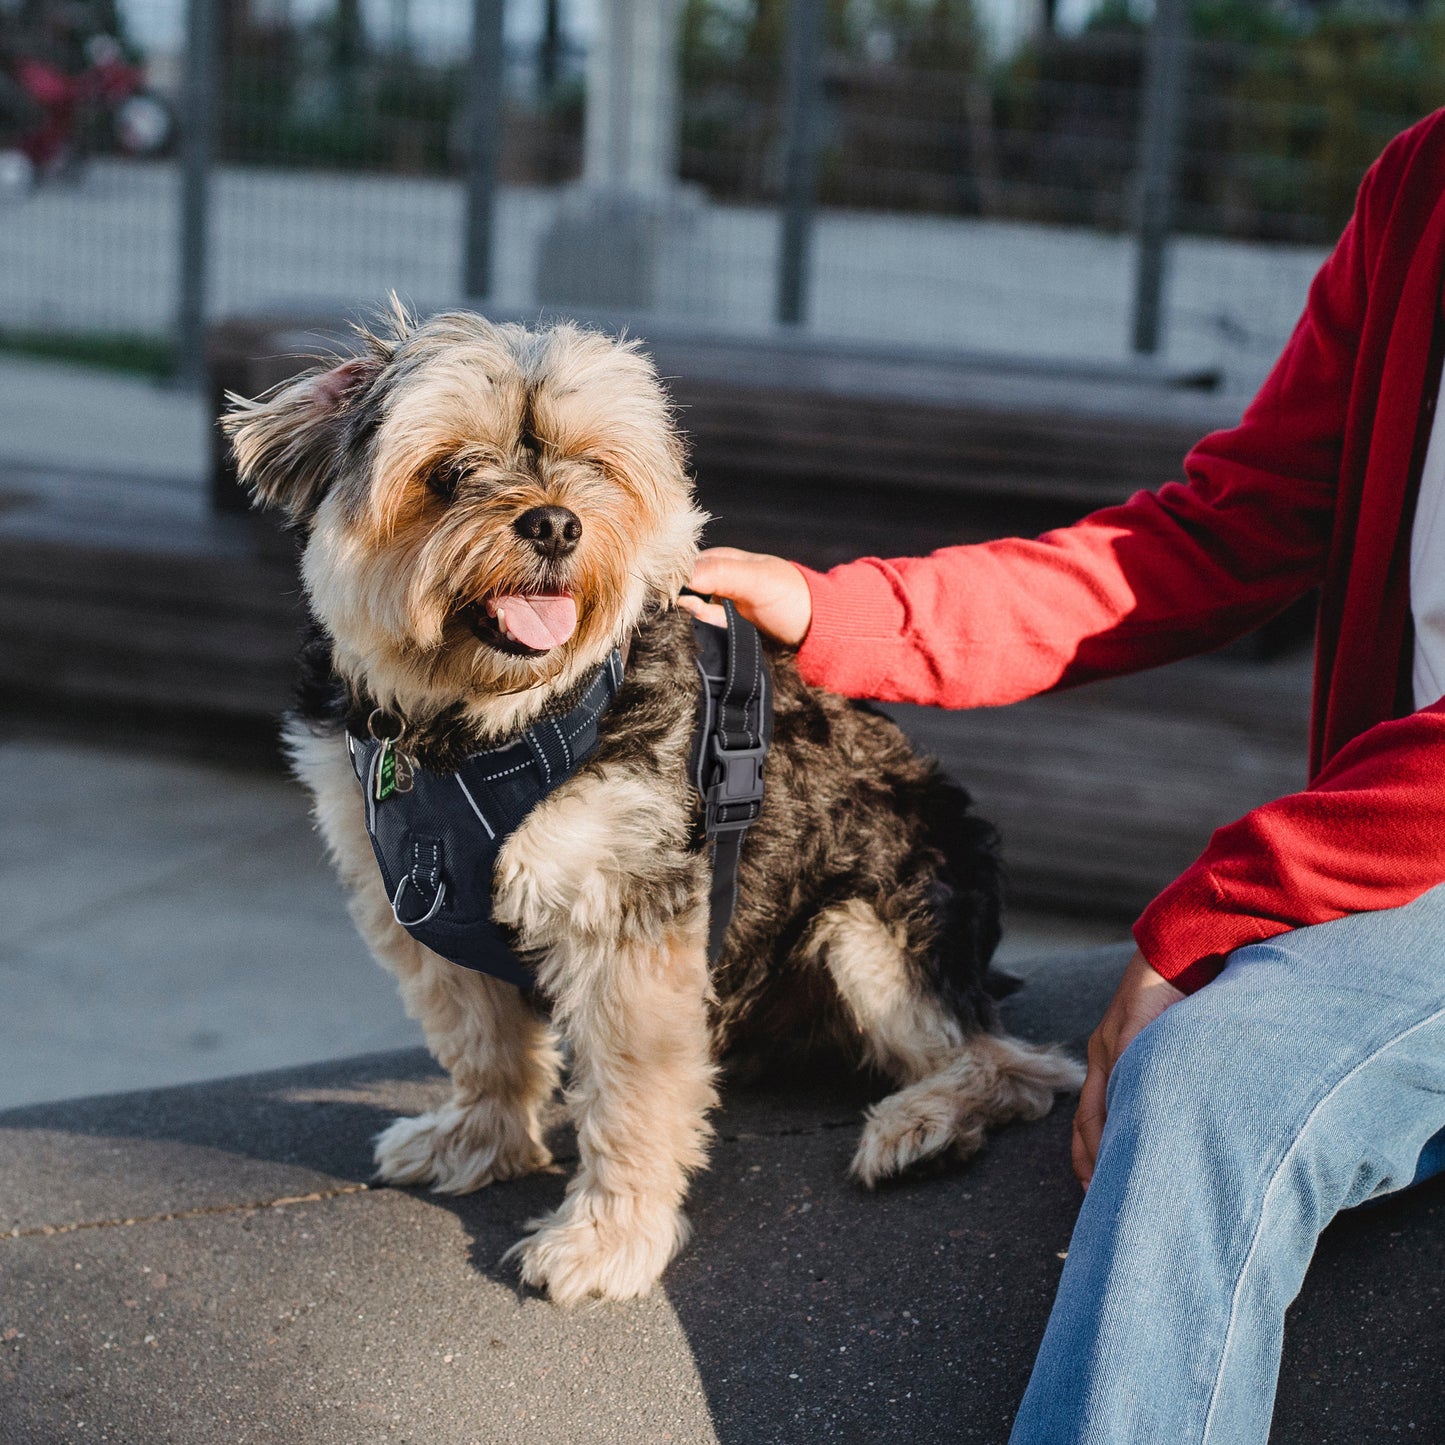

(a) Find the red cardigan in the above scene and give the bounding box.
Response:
[793,111,1445,993]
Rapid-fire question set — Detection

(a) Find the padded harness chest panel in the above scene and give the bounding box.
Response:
[351,653,624,989]
[354,609,771,989]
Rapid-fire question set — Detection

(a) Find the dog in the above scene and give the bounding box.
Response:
[222,304,1083,1305]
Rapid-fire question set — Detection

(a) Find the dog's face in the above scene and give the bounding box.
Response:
[224,309,704,718]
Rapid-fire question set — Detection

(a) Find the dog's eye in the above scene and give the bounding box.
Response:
[423,457,469,502]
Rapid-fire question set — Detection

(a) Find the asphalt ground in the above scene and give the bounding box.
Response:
[4,947,1445,1444]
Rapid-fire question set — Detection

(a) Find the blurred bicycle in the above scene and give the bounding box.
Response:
[1,5,172,196]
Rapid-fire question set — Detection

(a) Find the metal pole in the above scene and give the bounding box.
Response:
[540,0,562,95]
[776,0,824,328]
[176,0,217,391]
[1130,0,1189,355]
[464,0,506,301]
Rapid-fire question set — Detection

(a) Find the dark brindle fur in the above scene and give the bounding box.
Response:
[292,607,1007,1049]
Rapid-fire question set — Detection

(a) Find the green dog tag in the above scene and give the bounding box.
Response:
[375,739,397,802]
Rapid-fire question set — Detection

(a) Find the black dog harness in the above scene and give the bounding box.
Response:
[351,602,771,988]
[688,601,774,964]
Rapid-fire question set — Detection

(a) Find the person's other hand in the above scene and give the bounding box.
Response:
[1072,948,1185,1189]
[679,547,814,646]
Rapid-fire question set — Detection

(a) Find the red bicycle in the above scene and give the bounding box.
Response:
[1,29,172,192]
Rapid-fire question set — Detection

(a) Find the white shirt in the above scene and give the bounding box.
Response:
[1412,363,1445,709]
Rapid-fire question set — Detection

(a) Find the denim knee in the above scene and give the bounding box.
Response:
[1103,995,1347,1216]
[1109,1006,1208,1114]
[1103,1004,1266,1171]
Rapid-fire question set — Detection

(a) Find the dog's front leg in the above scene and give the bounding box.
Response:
[289,726,561,1193]
[369,931,562,1194]
[514,926,715,1304]
[493,777,717,1304]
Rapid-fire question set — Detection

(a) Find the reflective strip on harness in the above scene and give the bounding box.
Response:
[353,615,772,988]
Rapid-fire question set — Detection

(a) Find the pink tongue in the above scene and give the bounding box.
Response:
[495,593,578,651]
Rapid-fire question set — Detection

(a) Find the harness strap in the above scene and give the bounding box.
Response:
[524,717,571,785]
[694,600,772,965]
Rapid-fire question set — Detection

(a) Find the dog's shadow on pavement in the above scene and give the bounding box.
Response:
[0,968,1114,1444]
[415,1051,1084,1445]
[0,1040,1072,1440]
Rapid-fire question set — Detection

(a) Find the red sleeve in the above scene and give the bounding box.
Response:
[1134,702,1445,991]
[793,136,1385,708]
[786,125,1442,990]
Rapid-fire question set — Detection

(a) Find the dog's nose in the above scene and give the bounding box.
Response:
[513,505,582,559]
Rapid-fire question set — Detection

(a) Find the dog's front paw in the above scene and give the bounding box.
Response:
[373,1101,552,1194]
[505,1192,690,1305]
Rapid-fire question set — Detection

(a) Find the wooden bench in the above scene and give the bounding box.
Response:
[0,311,1306,916]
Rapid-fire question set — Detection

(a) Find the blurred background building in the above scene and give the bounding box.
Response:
[3,0,1441,397]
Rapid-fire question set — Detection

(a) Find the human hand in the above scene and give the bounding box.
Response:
[1072,948,1185,1189]
[678,547,814,646]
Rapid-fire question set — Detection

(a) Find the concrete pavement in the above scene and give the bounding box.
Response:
[0,726,1130,1113]
[0,1037,1104,1445]
[0,733,426,1111]
[4,949,1444,1443]
[0,353,209,481]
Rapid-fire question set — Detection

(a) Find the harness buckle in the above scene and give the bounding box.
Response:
[704,736,766,836]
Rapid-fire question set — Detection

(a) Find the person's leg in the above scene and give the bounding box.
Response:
[1009,880,1445,1445]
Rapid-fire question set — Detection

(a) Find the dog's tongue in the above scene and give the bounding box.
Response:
[496,593,577,651]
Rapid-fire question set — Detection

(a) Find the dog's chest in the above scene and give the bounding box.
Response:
[343,656,626,987]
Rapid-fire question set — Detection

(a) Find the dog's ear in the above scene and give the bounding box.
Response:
[221,357,379,521]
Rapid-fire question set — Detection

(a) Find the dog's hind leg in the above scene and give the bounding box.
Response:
[806,899,1083,1187]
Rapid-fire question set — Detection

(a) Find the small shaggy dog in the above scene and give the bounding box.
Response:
[223,305,1082,1305]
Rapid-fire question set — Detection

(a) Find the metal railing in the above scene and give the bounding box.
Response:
[0,1,1437,396]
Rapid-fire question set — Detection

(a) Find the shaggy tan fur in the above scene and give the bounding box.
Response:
[804,898,1082,1185]
[225,305,1082,1306]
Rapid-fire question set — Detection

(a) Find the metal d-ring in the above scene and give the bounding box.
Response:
[390,873,446,927]
[367,707,406,743]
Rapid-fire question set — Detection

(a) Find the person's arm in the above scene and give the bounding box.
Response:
[691,130,1396,709]
[792,261,1363,706]
[1134,699,1445,991]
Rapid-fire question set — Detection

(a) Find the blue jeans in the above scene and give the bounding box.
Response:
[1009,881,1445,1444]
